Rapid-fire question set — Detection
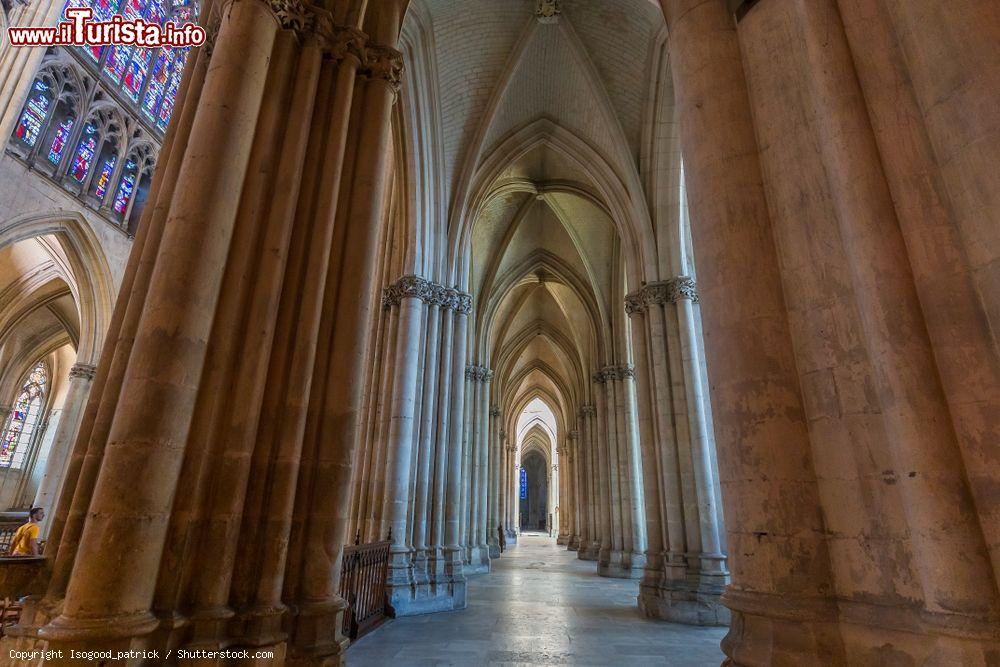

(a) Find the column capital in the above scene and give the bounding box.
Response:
[579,404,596,417]
[382,274,432,309]
[363,44,404,92]
[593,364,635,383]
[465,364,493,382]
[490,406,501,417]
[568,430,579,440]
[624,275,700,315]
[69,363,98,381]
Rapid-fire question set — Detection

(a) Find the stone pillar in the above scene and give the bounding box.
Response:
[32,363,96,520]
[474,369,492,567]
[443,295,471,583]
[567,430,581,551]
[39,0,281,652]
[381,277,428,609]
[428,290,455,577]
[659,0,842,661]
[628,279,728,625]
[412,285,443,585]
[487,405,501,557]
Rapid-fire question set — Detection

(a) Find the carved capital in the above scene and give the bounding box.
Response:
[268,0,313,32]
[670,275,699,303]
[490,406,501,417]
[382,274,434,309]
[592,370,606,384]
[454,292,473,315]
[318,21,366,61]
[568,430,579,440]
[624,292,645,316]
[579,404,596,417]
[364,44,404,92]
[69,363,97,381]
[536,0,561,23]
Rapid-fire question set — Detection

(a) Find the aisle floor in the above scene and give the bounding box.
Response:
[347,533,726,666]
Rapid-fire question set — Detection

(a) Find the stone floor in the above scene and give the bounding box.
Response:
[347,533,727,666]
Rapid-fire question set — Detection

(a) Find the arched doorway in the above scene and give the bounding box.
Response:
[519,451,548,532]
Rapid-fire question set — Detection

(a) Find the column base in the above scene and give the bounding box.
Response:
[286,597,350,665]
[462,545,491,575]
[577,541,599,561]
[556,534,570,545]
[724,585,1000,667]
[567,535,580,551]
[505,529,518,543]
[598,550,645,579]
[388,567,468,617]
[638,576,730,626]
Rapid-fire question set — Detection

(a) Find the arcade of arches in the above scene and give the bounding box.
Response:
[0,0,996,665]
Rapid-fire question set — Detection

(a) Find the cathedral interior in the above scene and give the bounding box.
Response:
[0,0,997,665]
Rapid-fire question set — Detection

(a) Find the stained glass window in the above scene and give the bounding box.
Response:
[0,362,47,469]
[61,0,194,133]
[47,116,75,164]
[92,153,116,199]
[71,123,98,182]
[13,82,51,148]
[113,159,136,214]
[122,48,152,102]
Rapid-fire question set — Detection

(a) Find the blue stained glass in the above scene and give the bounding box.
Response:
[47,116,75,163]
[520,468,527,500]
[14,83,50,147]
[142,50,170,121]
[113,159,136,214]
[93,154,116,198]
[71,124,98,182]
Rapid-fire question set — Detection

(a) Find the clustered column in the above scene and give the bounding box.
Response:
[348,275,472,616]
[13,2,412,660]
[590,365,646,579]
[626,277,728,626]
[461,364,493,573]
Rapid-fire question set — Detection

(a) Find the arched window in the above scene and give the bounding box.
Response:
[9,65,82,173]
[13,80,53,148]
[0,361,48,470]
[63,0,196,132]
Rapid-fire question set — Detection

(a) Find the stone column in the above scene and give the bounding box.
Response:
[412,285,443,584]
[443,295,471,581]
[474,369,492,566]
[428,289,455,577]
[567,430,581,551]
[487,405,501,557]
[619,365,647,574]
[381,277,428,606]
[579,405,598,560]
[658,0,841,661]
[32,363,96,519]
[39,0,280,652]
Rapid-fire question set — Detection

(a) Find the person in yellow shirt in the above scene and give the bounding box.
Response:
[9,507,44,556]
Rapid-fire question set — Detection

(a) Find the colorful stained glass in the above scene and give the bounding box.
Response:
[71,124,98,182]
[123,48,152,102]
[0,361,47,469]
[157,52,184,129]
[113,159,136,214]
[103,45,132,83]
[47,116,75,164]
[92,153,116,198]
[14,82,51,147]
[141,50,170,121]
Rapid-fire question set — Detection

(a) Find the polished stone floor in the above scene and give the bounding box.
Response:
[347,533,726,666]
